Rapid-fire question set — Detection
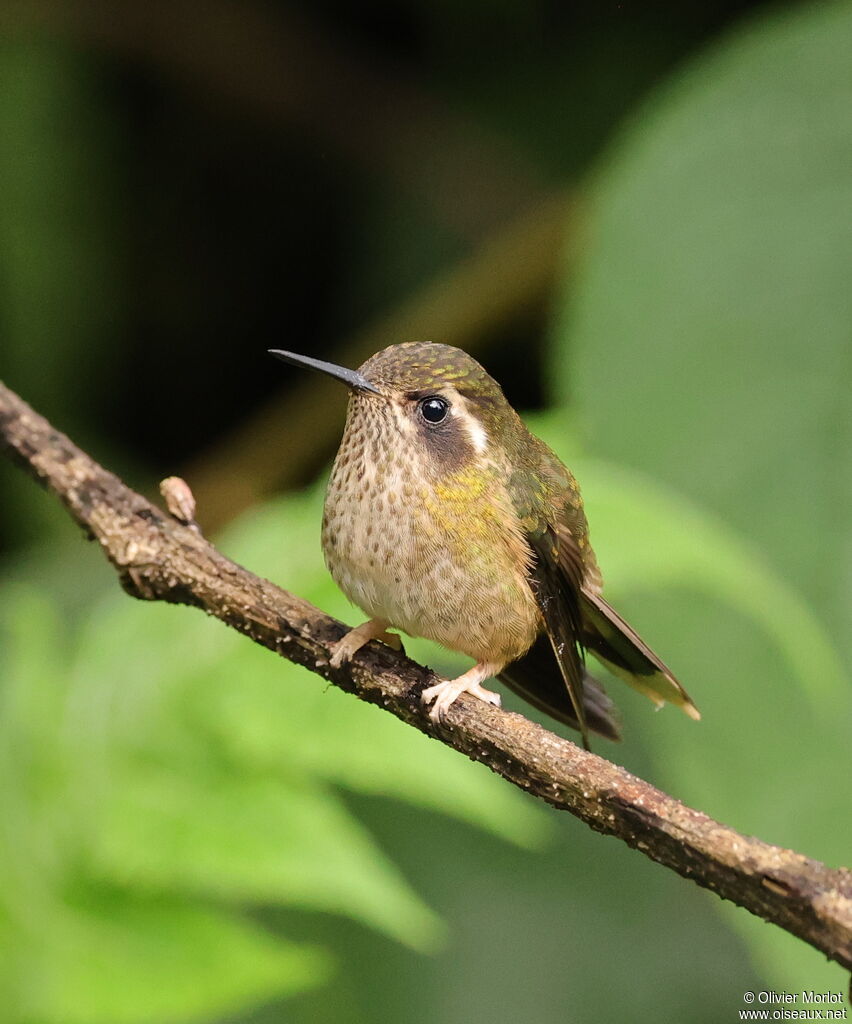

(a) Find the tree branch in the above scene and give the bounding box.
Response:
[1,379,850,974]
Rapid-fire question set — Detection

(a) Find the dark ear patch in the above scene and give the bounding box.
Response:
[408,397,472,472]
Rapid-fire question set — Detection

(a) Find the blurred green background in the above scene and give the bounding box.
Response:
[1,1,850,1021]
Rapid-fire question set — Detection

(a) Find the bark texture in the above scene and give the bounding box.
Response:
[1,379,850,974]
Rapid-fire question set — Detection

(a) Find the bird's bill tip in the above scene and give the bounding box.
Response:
[267,349,381,394]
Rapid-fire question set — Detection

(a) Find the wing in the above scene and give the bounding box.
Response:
[526,522,591,748]
[507,430,699,733]
[508,436,602,750]
[498,635,622,741]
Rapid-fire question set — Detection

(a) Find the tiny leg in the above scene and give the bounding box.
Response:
[383,632,404,652]
[330,618,401,668]
[421,662,504,722]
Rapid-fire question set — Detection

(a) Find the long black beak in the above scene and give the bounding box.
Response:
[268,349,382,395]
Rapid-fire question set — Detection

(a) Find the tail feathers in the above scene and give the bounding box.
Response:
[499,634,621,741]
[580,590,700,720]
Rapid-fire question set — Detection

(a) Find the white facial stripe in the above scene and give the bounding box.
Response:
[464,414,489,454]
[447,389,488,454]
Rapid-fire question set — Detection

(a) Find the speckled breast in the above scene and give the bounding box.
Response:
[321,399,541,665]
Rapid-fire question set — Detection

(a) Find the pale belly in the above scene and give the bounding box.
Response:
[321,465,541,666]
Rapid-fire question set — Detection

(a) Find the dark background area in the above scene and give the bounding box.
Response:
[2,0,765,524]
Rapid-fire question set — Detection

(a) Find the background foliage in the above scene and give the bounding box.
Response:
[0,1,849,1021]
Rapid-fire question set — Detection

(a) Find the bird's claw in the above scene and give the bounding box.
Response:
[330,621,402,668]
[421,677,502,722]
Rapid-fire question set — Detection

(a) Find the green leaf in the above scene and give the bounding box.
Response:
[0,586,74,892]
[199,486,549,849]
[90,764,444,952]
[65,484,545,854]
[529,429,846,711]
[24,890,328,1024]
[555,0,852,656]
[14,476,547,1020]
[550,0,852,993]
[67,592,447,952]
[186,649,548,852]
[0,590,327,1024]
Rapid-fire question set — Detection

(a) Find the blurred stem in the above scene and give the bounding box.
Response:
[2,379,851,978]
[1,0,546,240]
[184,192,578,531]
[0,0,577,528]
[0,38,119,546]
[1,0,573,531]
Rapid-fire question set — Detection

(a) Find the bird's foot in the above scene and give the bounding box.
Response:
[421,662,504,722]
[330,618,401,668]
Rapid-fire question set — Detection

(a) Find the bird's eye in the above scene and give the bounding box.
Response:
[419,396,449,424]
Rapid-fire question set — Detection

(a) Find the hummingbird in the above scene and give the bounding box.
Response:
[269,342,699,749]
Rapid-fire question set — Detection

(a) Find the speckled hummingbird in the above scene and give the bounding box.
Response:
[269,342,699,749]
